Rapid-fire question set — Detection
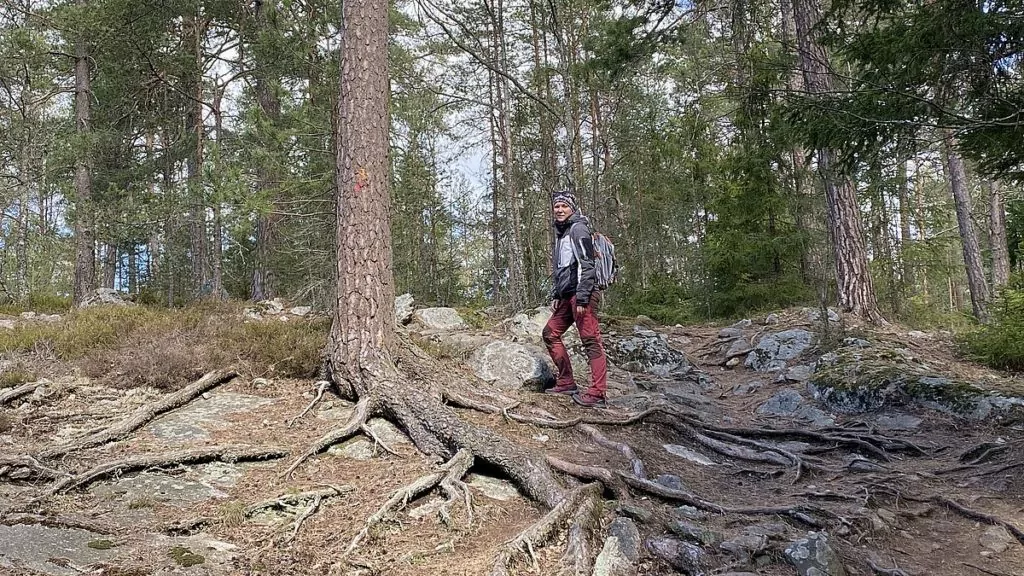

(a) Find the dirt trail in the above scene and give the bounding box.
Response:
[1,310,1023,576]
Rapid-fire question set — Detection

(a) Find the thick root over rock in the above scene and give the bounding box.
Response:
[490,483,602,576]
[346,448,474,555]
[46,445,287,496]
[40,369,238,459]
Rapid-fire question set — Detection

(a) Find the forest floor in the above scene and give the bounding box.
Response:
[1,303,1023,576]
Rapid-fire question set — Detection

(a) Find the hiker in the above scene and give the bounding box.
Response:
[542,191,609,407]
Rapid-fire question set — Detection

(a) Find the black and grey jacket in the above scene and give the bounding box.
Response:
[549,213,597,305]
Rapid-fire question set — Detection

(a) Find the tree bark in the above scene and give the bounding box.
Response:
[187,13,208,296]
[72,0,96,306]
[251,0,283,302]
[940,129,989,320]
[328,0,396,388]
[792,0,882,322]
[211,91,225,299]
[988,180,1011,290]
[101,244,116,289]
[897,158,914,288]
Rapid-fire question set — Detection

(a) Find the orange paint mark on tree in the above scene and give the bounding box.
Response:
[354,167,369,193]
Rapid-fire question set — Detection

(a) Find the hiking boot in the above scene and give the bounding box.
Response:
[545,383,578,395]
[571,392,606,407]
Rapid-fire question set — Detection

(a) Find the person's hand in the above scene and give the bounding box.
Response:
[551,299,559,311]
[575,303,586,317]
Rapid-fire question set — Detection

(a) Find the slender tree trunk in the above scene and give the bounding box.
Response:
[211,90,225,299]
[914,168,929,300]
[127,247,137,294]
[187,14,208,296]
[897,157,913,289]
[487,0,526,309]
[780,0,814,284]
[72,0,96,306]
[940,129,989,320]
[988,180,1011,290]
[252,1,283,301]
[488,68,502,302]
[101,244,116,289]
[327,0,395,387]
[16,154,30,301]
[145,133,160,285]
[792,0,882,322]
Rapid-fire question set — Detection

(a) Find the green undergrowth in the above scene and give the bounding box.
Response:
[961,281,1024,372]
[0,301,328,390]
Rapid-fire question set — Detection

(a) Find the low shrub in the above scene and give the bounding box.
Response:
[961,278,1024,371]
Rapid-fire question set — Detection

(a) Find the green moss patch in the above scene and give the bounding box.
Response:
[168,546,205,567]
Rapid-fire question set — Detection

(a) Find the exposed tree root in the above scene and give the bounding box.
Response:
[361,423,402,457]
[345,448,474,555]
[681,424,792,467]
[444,390,699,429]
[45,445,287,496]
[283,395,375,478]
[561,487,600,576]
[917,495,1024,544]
[682,420,896,462]
[490,483,602,576]
[962,562,1014,576]
[0,381,45,406]
[546,457,628,501]
[287,380,333,427]
[284,494,324,544]
[0,512,119,535]
[867,557,910,576]
[167,485,352,535]
[383,381,564,508]
[39,369,238,459]
[620,473,823,527]
[579,424,646,479]
[0,455,68,482]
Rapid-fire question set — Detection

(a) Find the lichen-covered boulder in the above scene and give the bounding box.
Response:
[412,307,467,330]
[506,306,552,342]
[395,293,415,325]
[807,341,1024,419]
[78,288,134,308]
[784,531,846,576]
[467,340,555,391]
[646,536,705,573]
[607,328,689,377]
[745,329,814,372]
[593,518,641,576]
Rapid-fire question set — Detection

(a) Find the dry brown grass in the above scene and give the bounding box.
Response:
[0,301,329,390]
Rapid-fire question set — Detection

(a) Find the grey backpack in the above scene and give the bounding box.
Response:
[592,232,618,290]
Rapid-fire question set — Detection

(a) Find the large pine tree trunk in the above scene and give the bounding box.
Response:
[940,130,989,320]
[323,0,564,514]
[72,0,96,306]
[988,181,1011,290]
[328,0,396,387]
[792,0,882,322]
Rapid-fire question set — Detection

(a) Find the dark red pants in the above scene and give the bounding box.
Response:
[542,294,608,397]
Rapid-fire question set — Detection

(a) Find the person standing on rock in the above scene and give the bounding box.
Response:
[542,190,609,407]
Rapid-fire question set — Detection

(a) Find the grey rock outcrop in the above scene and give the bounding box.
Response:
[745,329,814,372]
[412,307,467,330]
[466,340,554,391]
[784,531,846,576]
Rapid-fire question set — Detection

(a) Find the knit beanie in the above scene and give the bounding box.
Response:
[551,191,578,213]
